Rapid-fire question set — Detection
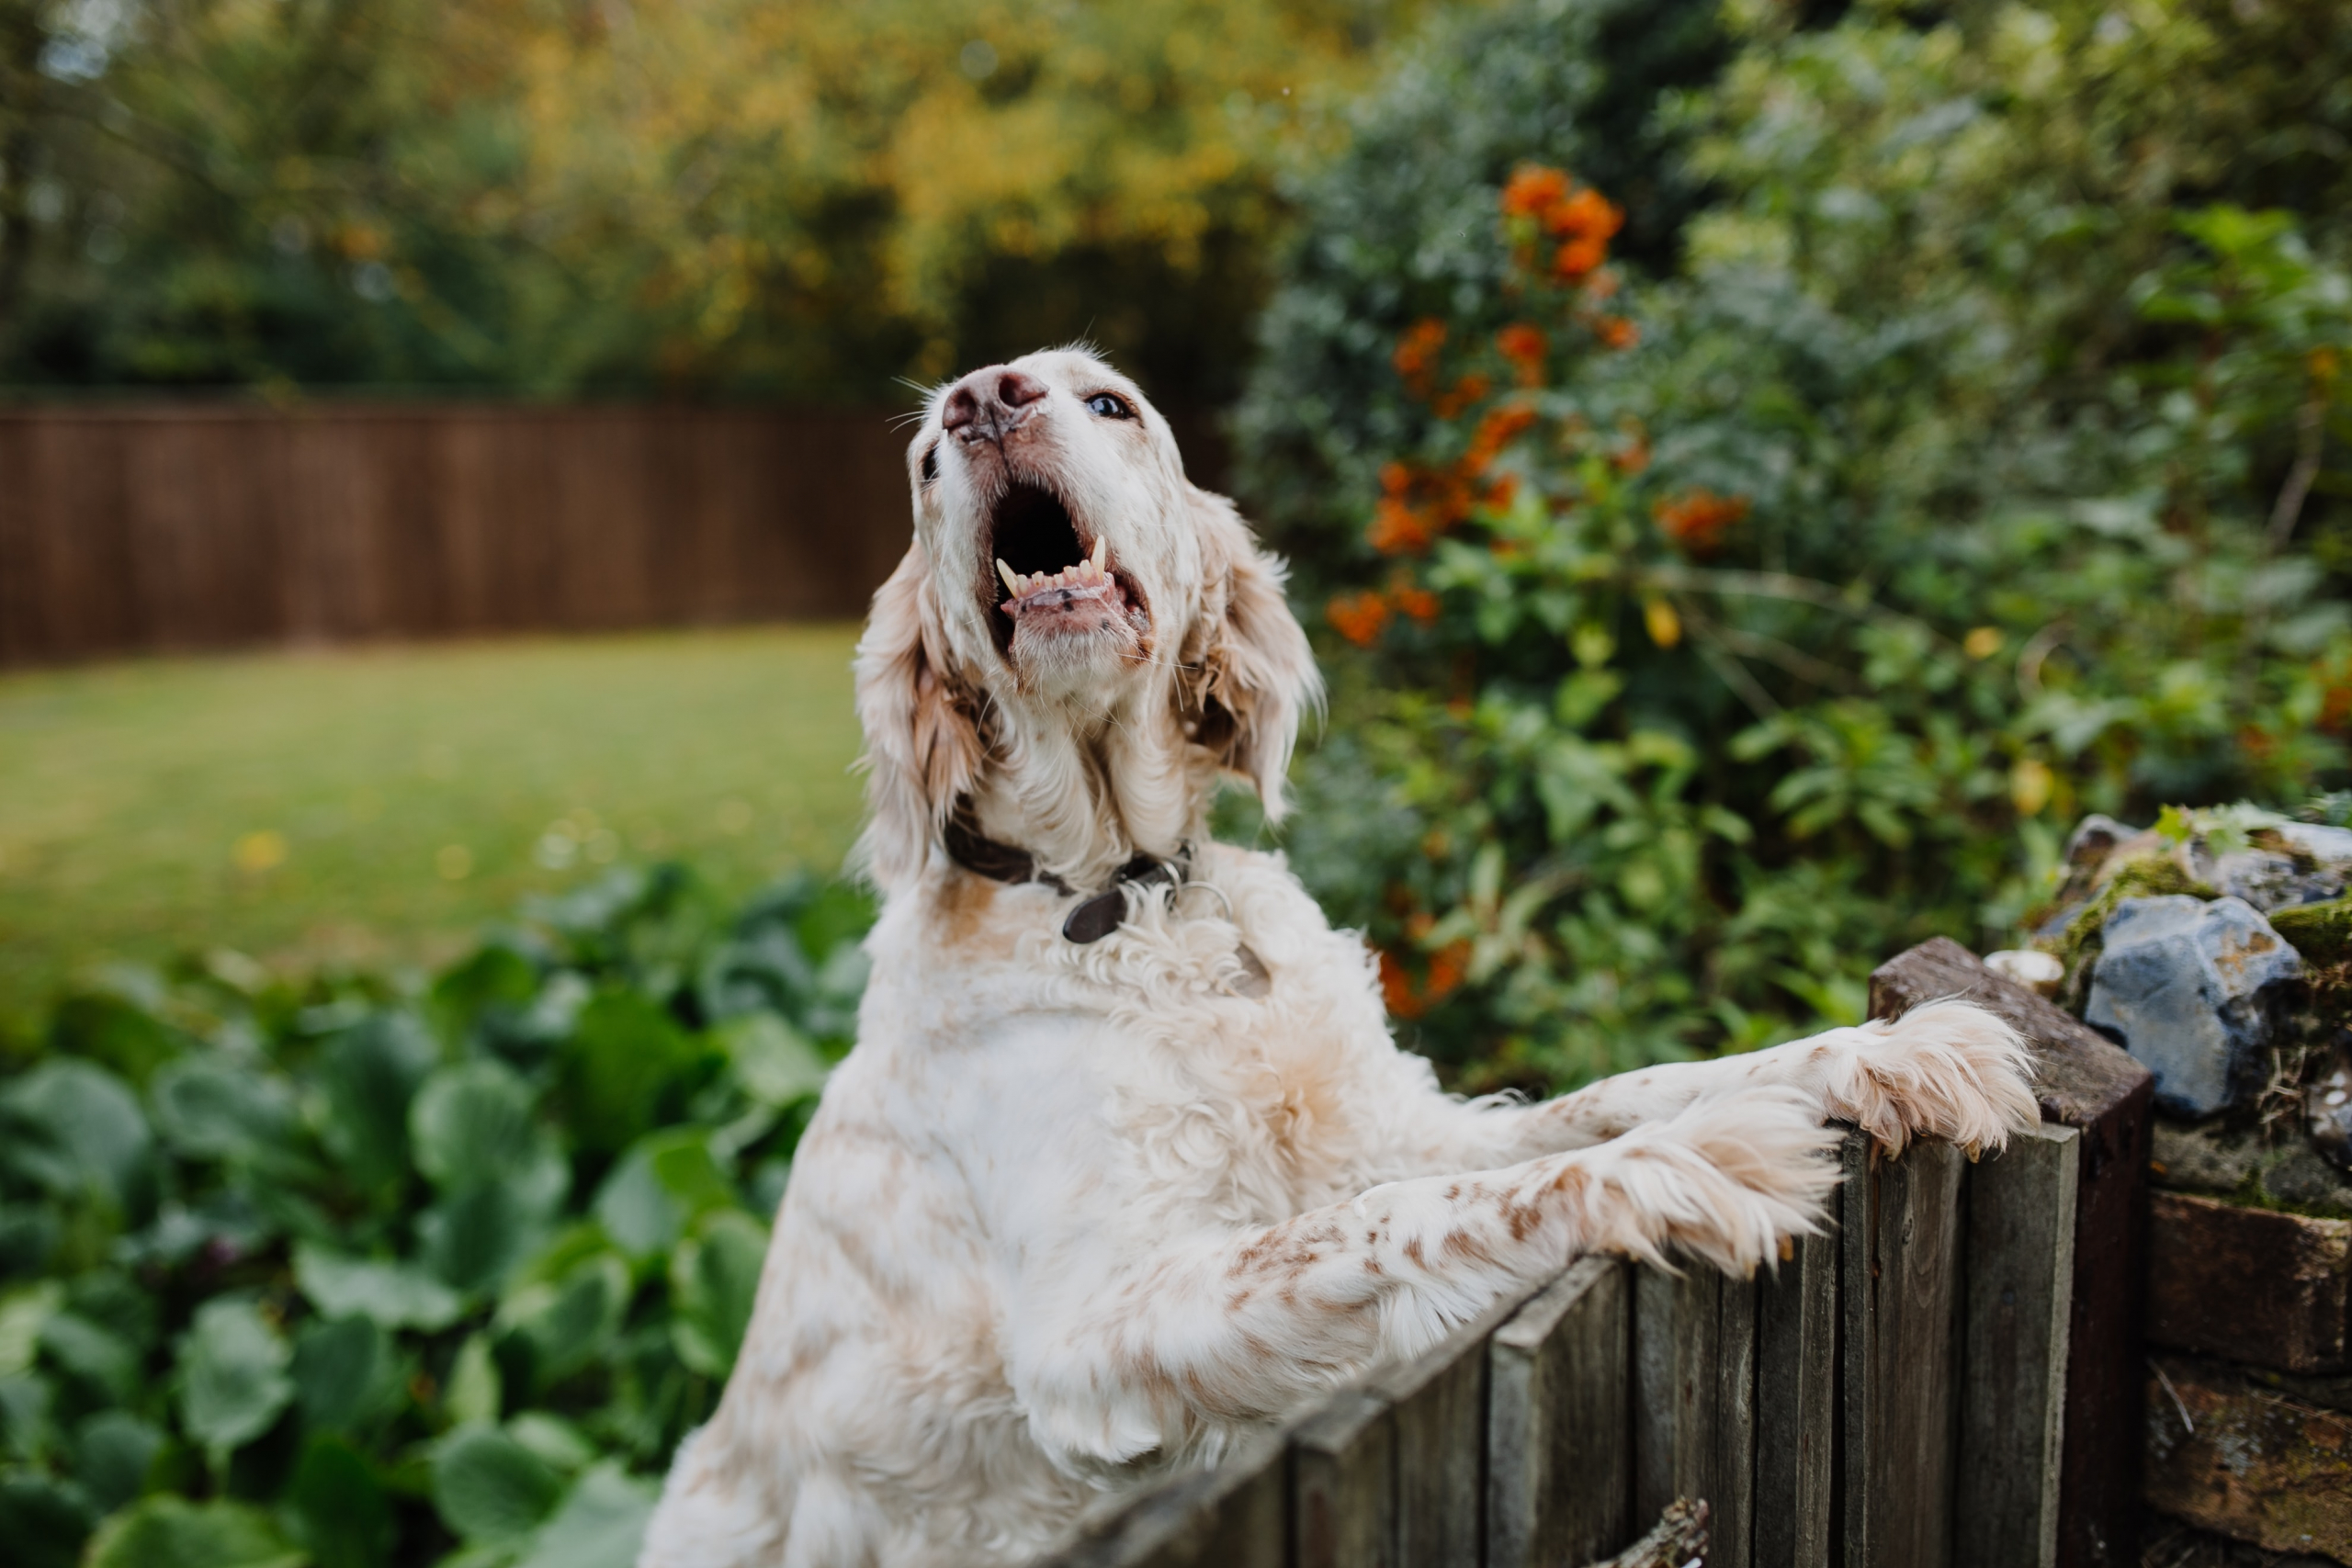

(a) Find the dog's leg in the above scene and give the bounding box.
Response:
[1010,1088,1841,1469]
[1465,998,2038,1164]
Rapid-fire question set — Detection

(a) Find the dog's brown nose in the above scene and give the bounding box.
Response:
[943,368,1049,441]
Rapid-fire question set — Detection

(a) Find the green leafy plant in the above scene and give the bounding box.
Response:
[0,864,873,1568]
[1234,0,2352,1092]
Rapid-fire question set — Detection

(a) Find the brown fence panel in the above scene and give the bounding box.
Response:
[0,403,937,666]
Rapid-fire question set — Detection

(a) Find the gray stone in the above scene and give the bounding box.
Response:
[2065,813,2138,869]
[2085,896,2302,1117]
[2279,821,2352,866]
[2211,850,2346,913]
[2262,1142,2352,1217]
[2150,1118,2266,1197]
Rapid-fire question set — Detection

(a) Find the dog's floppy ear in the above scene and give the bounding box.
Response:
[1186,496,1322,822]
[854,542,985,891]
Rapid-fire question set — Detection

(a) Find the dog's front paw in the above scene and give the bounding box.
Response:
[1571,1089,1844,1279]
[1816,999,2040,1157]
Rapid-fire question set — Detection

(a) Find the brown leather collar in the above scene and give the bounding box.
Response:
[943,807,1185,944]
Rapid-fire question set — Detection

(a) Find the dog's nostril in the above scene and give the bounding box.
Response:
[942,385,981,433]
[997,371,1047,410]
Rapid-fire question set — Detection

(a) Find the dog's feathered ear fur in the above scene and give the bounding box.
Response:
[1185,496,1322,822]
[854,542,985,891]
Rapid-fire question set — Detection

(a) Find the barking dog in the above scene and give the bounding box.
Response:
[639,349,2039,1568]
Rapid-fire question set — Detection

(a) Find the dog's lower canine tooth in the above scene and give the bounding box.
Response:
[1090,536,1107,573]
[997,558,1021,595]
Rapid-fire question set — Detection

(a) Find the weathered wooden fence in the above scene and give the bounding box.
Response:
[1041,942,2154,1568]
[0,400,1235,668]
[0,404,913,665]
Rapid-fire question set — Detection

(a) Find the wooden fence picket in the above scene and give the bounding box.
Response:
[1957,1122,2080,1568]
[1752,1228,1837,1568]
[1487,1256,1632,1568]
[1292,1389,1396,1568]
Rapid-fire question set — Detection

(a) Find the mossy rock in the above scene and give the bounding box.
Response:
[2037,852,2216,1011]
[2271,897,2352,968]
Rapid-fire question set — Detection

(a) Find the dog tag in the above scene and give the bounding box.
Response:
[1062,889,1126,944]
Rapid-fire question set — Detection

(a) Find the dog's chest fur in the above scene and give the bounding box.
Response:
[856,843,1423,1231]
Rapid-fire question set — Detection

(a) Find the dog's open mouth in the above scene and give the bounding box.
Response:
[984,481,1137,656]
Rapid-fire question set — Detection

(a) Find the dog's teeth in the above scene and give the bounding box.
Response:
[997,558,1021,595]
[1090,536,1107,573]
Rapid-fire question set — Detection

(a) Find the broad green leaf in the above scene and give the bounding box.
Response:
[431,1424,561,1541]
[511,1462,658,1568]
[74,1410,167,1514]
[40,1310,139,1404]
[0,1200,62,1277]
[43,984,191,1087]
[430,943,542,1050]
[292,1314,392,1434]
[592,1131,733,1260]
[0,1469,96,1568]
[0,1280,63,1377]
[0,1369,57,1461]
[294,1245,466,1333]
[445,1333,502,1428]
[555,990,704,1154]
[505,1411,594,1473]
[495,1254,628,1389]
[148,1059,304,1168]
[408,1061,545,1192]
[84,1495,302,1568]
[419,1184,536,1296]
[287,1433,394,1568]
[504,1223,613,1292]
[63,1269,159,1359]
[669,1210,769,1379]
[718,1012,830,1107]
[175,1298,294,1455]
[0,1062,156,1217]
[316,1014,440,1190]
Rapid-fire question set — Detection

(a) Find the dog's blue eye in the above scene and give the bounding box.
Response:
[1086,393,1133,420]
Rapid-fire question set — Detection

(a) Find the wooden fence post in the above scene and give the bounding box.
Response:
[1487,1256,1632,1568]
[1958,1122,2081,1568]
[1371,1314,1498,1568]
[1753,1227,1837,1568]
[1849,1136,1966,1568]
[1633,1262,1757,1564]
[1293,1389,1395,1568]
[1871,937,2153,1568]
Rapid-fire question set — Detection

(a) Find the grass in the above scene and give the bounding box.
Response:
[0,626,868,1041]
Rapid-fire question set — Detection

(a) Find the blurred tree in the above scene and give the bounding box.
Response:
[0,0,1427,403]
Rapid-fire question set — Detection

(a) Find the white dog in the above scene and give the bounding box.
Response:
[639,348,2038,1568]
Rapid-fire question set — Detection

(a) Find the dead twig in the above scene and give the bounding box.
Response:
[1585,1496,1709,1568]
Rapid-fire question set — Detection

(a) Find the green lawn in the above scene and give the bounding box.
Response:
[0,626,867,1040]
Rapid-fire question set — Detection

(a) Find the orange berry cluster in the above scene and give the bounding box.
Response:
[1500,164,1624,284]
[1652,489,1751,556]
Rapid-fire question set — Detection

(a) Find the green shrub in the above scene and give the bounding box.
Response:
[0,865,873,1568]
[1233,0,2352,1090]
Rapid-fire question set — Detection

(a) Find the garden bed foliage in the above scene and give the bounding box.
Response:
[1234,0,2352,1092]
[0,866,873,1568]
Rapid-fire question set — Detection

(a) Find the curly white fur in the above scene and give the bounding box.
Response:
[639,350,2041,1568]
